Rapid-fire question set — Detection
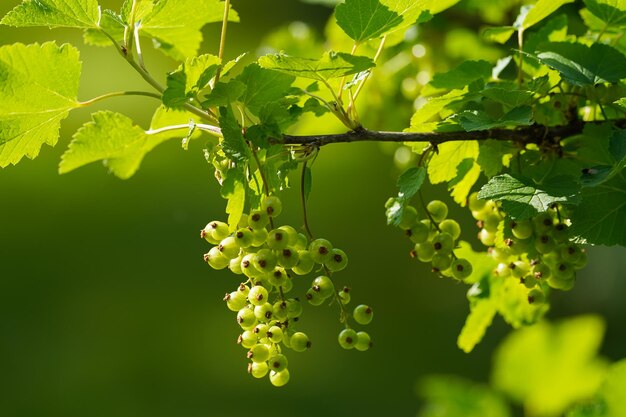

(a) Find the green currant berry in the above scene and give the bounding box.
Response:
[324,248,348,272]
[427,200,448,223]
[233,228,254,249]
[267,229,289,250]
[268,354,288,372]
[278,225,299,245]
[269,369,290,387]
[561,244,583,263]
[510,260,530,279]
[415,242,435,262]
[248,361,269,378]
[551,223,569,243]
[225,290,247,312]
[495,262,511,278]
[204,246,229,270]
[451,258,473,280]
[355,331,372,352]
[248,285,269,306]
[241,254,262,278]
[268,267,288,287]
[532,213,554,232]
[407,221,430,244]
[292,250,315,275]
[229,255,244,275]
[532,263,551,280]
[338,288,351,304]
[267,326,284,343]
[239,330,257,349]
[527,288,546,304]
[251,228,268,247]
[353,304,373,325]
[237,307,257,329]
[432,232,454,255]
[309,238,333,264]
[286,299,303,318]
[247,343,270,363]
[262,196,283,218]
[248,210,270,230]
[439,219,461,240]
[482,214,500,233]
[311,275,334,299]
[272,301,289,321]
[218,236,240,260]
[431,253,453,271]
[253,249,277,273]
[548,273,575,290]
[305,288,325,306]
[338,328,358,349]
[573,249,588,270]
[478,229,496,246]
[277,247,300,269]
[289,332,311,352]
[294,233,309,250]
[201,221,229,244]
[534,234,556,254]
[468,192,486,213]
[254,303,274,321]
[399,206,418,229]
[510,219,533,240]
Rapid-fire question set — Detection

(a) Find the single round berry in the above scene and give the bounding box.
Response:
[247,343,270,363]
[309,238,333,264]
[289,332,311,352]
[277,225,299,245]
[204,246,229,270]
[272,301,289,321]
[353,304,373,325]
[248,285,269,306]
[202,221,229,244]
[527,288,546,304]
[451,258,473,280]
[269,369,290,387]
[268,267,288,287]
[218,236,240,260]
[427,200,448,223]
[439,219,461,240]
[286,299,303,318]
[338,328,358,349]
[510,219,533,240]
[248,361,269,378]
[311,275,334,299]
[399,205,418,229]
[248,210,270,230]
[415,242,435,262]
[225,290,247,312]
[253,249,277,273]
[355,331,372,352]
[292,250,315,275]
[262,196,283,218]
[237,307,257,329]
[253,302,274,321]
[432,232,454,255]
[325,248,348,272]
[267,229,289,250]
[407,221,430,244]
[239,330,257,349]
[431,253,453,271]
[268,354,288,372]
[267,326,284,343]
[478,228,496,246]
[277,247,300,269]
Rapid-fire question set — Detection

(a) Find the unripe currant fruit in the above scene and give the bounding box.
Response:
[262,195,283,218]
[239,330,257,349]
[277,247,299,269]
[237,307,257,329]
[534,234,556,254]
[325,248,348,272]
[248,285,269,306]
[267,229,289,250]
[432,232,454,255]
[309,238,333,264]
[241,253,262,278]
[415,242,435,262]
[510,219,533,240]
[225,290,247,311]
[204,246,230,270]
[355,331,372,352]
[253,249,277,273]
[439,219,461,240]
[202,221,229,244]
[268,267,288,287]
[527,288,546,304]
[218,236,241,260]
[427,200,448,223]
[311,276,334,299]
[353,304,373,325]
[338,328,358,349]
[248,210,270,230]
[272,301,289,321]
[234,228,254,248]
[289,332,311,352]
[254,302,274,321]
[277,225,299,246]
[247,343,270,363]
[269,369,290,387]
[248,361,269,378]
[451,258,473,280]
[407,221,430,244]
[267,326,284,343]
[399,206,418,229]
[292,250,315,275]
[251,228,269,247]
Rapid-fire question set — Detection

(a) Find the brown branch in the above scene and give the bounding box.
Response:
[274,119,626,147]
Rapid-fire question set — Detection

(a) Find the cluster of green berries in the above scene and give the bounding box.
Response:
[201,195,372,386]
[390,199,473,280]
[469,192,587,304]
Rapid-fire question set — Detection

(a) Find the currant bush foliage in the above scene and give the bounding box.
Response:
[1,0,625,384]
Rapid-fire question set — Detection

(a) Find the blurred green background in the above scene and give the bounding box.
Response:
[1,1,625,416]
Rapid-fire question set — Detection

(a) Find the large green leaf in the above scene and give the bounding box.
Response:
[385,166,426,226]
[235,64,295,116]
[458,299,497,353]
[570,174,626,246]
[335,0,459,42]
[478,173,581,219]
[0,42,81,167]
[218,107,250,163]
[429,60,492,90]
[536,42,626,86]
[515,0,575,31]
[139,0,239,60]
[493,316,608,417]
[1,0,100,28]
[457,106,533,132]
[427,141,479,184]
[163,54,221,108]
[59,107,199,178]
[258,51,375,82]
[583,0,626,27]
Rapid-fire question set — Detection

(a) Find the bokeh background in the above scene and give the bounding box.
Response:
[1,1,625,416]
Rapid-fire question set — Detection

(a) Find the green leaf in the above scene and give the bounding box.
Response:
[449,159,481,206]
[139,0,239,60]
[218,107,249,163]
[602,360,626,417]
[615,97,626,110]
[570,174,626,246]
[536,42,626,86]
[492,316,608,417]
[1,0,100,28]
[482,88,533,108]
[428,141,479,184]
[478,173,581,219]
[515,0,575,31]
[429,60,492,90]
[458,299,497,353]
[163,54,221,108]
[418,375,511,417]
[258,51,375,82]
[221,168,246,232]
[83,9,125,46]
[235,64,295,116]
[457,106,533,132]
[397,166,426,200]
[583,0,626,27]
[59,107,196,178]
[0,42,81,167]
[335,0,459,42]
[409,89,468,130]
[202,80,246,107]
[482,26,515,44]
[477,140,516,178]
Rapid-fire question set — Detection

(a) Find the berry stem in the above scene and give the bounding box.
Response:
[300,160,314,240]
[213,0,231,85]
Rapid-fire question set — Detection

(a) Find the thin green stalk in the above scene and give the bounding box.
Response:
[517,29,524,85]
[78,90,161,107]
[300,160,314,240]
[337,42,359,100]
[214,0,231,84]
[347,35,386,116]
